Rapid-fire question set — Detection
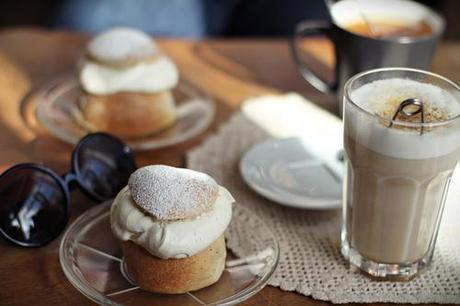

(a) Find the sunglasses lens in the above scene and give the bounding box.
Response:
[74,133,136,201]
[0,166,68,247]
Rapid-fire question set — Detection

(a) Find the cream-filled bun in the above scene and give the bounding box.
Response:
[110,165,235,259]
[80,27,179,95]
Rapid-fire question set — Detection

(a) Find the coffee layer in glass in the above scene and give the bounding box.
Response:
[342,68,460,279]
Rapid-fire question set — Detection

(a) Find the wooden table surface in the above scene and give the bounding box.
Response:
[0,28,459,306]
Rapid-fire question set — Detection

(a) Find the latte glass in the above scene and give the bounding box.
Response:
[341,68,460,279]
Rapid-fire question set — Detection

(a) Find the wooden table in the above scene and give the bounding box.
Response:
[0,28,459,306]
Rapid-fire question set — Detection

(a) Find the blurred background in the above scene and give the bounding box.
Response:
[0,0,459,39]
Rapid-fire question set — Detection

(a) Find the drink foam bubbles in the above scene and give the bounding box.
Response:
[351,78,460,121]
[346,78,460,159]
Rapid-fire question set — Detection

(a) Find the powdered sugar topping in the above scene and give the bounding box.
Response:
[128,165,219,220]
[87,27,157,63]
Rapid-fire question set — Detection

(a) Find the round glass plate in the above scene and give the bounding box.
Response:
[60,201,279,306]
[26,76,215,150]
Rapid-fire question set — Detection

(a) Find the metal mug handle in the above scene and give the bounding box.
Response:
[290,20,337,94]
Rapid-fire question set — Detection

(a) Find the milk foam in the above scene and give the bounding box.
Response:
[347,78,460,159]
[331,0,444,33]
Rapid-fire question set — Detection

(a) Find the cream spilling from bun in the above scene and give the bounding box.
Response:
[111,185,234,259]
[80,58,178,95]
[80,27,179,95]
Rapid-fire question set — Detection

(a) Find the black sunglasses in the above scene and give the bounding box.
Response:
[0,133,137,247]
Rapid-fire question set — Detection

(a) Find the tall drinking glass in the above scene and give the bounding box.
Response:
[341,68,460,279]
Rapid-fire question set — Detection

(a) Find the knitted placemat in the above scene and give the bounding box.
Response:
[187,94,460,304]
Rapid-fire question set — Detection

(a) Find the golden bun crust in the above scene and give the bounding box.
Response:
[122,235,226,294]
[76,90,176,139]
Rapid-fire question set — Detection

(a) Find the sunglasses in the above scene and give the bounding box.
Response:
[0,133,137,247]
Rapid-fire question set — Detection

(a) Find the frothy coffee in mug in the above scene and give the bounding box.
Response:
[344,78,460,264]
[344,20,432,39]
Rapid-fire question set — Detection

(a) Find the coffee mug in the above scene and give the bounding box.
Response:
[291,0,445,113]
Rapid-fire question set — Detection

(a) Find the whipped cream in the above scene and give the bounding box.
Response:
[110,185,234,259]
[80,56,179,95]
[347,78,460,159]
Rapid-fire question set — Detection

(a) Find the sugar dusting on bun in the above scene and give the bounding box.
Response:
[128,165,219,220]
[80,27,179,94]
[87,27,157,66]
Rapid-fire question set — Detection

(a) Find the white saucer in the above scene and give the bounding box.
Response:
[240,137,343,210]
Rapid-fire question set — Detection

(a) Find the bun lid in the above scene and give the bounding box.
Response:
[87,27,158,66]
[128,165,219,220]
[80,27,179,94]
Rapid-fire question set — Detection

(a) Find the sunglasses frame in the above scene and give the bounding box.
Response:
[70,132,136,202]
[0,163,71,247]
[0,132,136,247]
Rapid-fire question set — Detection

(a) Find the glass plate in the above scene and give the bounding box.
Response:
[26,76,215,151]
[59,201,279,306]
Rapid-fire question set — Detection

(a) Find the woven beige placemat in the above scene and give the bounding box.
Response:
[187,93,460,304]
